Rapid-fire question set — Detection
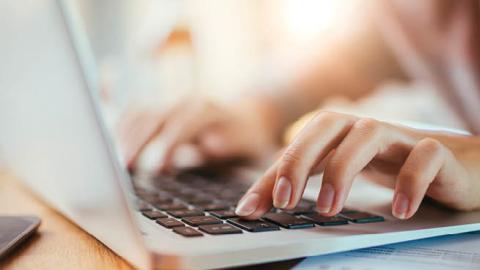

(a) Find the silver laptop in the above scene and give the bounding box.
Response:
[1,1,480,269]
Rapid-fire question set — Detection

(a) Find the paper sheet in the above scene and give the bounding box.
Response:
[294,231,480,270]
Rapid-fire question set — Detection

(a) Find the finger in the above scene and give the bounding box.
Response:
[117,106,146,138]
[155,102,222,172]
[197,126,245,160]
[319,119,391,216]
[273,112,357,209]
[235,161,277,220]
[125,111,166,167]
[117,109,147,155]
[393,138,446,219]
[116,108,164,168]
[274,147,286,161]
[310,149,335,175]
[170,143,206,169]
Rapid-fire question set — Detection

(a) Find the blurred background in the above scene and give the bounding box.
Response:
[75,0,466,137]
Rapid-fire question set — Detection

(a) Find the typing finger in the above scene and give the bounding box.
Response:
[235,161,278,220]
[393,138,449,219]
[318,119,400,216]
[125,111,166,167]
[274,112,357,209]
[155,102,221,172]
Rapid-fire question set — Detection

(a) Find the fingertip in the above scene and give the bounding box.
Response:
[143,141,172,174]
[239,204,273,220]
[316,182,335,214]
[392,192,410,220]
[154,163,170,175]
[235,191,275,220]
[235,193,260,217]
[123,148,135,165]
[238,211,264,221]
[315,205,340,217]
[126,154,139,172]
[236,162,277,219]
[318,210,338,217]
[198,131,231,158]
[272,176,292,209]
[127,163,136,175]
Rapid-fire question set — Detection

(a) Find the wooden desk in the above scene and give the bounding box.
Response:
[0,171,134,270]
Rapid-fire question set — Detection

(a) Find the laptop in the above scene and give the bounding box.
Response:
[1,0,480,269]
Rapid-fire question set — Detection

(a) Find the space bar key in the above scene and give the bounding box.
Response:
[227,218,280,232]
[262,213,315,229]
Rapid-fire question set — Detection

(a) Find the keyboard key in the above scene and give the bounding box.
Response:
[202,184,224,193]
[135,193,149,200]
[156,218,185,228]
[184,195,213,204]
[167,209,205,218]
[139,193,173,204]
[156,191,173,198]
[218,191,243,201]
[340,208,359,215]
[150,197,174,204]
[199,224,243,235]
[221,198,241,206]
[137,201,152,211]
[175,188,197,196]
[340,211,385,223]
[283,200,315,215]
[263,213,315,229]
[141,210,167,220]
[228,218,280,232]
[182,216,223,226]
[195,202,230,211]
[161,183,183,192]
[173,226,203,237]
[187,178,208,188]
[155,202,188,211]
[303,213,349,226]
[209,210,238,219]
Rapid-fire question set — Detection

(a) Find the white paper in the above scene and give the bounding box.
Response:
[294,231,480,270]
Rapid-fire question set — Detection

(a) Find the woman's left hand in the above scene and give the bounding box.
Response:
[235,112,480,220]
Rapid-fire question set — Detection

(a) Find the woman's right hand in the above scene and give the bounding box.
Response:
[117,98,280,172]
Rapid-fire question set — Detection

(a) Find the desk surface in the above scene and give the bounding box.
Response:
[0,171,134,270]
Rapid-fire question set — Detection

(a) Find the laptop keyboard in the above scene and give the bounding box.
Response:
[133,173,384,237]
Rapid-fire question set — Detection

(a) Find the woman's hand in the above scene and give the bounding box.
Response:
[117,98,280,172]
[235,112,480,220]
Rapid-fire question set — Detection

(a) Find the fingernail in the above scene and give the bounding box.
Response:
[235,193,260,216]
[273,177,291,209]
[156,154,170,173]
[317,183,335,213]
[393,192,409,219]
[156,153,167,171]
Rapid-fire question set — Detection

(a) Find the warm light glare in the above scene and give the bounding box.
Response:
[282,0,350,41]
